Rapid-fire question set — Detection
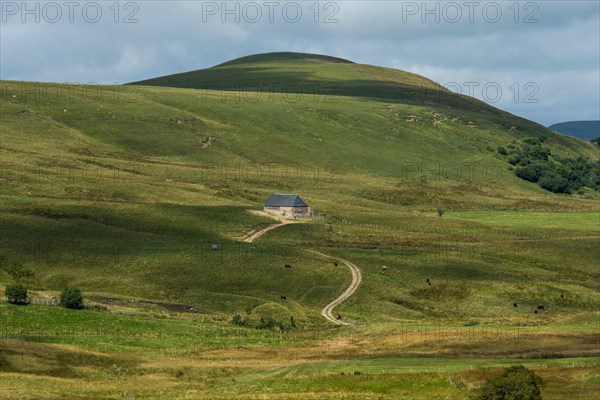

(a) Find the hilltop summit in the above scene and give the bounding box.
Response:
[215,52,355,67]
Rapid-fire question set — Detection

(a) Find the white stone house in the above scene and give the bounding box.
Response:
[263,194,313,218]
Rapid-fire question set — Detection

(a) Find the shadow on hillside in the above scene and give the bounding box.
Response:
[130,66,508,116]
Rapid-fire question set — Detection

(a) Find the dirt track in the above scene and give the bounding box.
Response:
[309,251,362,325]
[241,210,297,243]
[241,211,363,325]
[242,221,291,243]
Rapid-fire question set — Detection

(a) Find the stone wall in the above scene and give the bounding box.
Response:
[264,206,313,218]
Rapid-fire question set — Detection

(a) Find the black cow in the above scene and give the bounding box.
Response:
[513,303,518,307]
[284,264,292,269]
[280,295,287,300]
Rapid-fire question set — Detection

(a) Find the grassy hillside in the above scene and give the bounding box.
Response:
[132,51,555,121]
[1,52,598,318]
[1,52,599,399]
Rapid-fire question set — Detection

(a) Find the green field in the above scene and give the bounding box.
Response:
[1,52,598,398]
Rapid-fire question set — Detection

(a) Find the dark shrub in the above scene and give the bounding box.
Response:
[476,365,543,400]
[528,145,550,161]
[436,204,445,217]
[538,173,571,193]
[232,313,245,326]
[60,287,84,310]
[515,162,551,183]
[5,284,28,303]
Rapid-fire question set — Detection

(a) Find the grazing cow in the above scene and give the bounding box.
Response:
[534,309,538,314]
[537,305,545,311]
[334,262,338,267]
[284,264,292,269]
[280,295,287,300]
[560,294,564,299]
[513,303,518,307]
[426,278,431,286]
[336,314,342,320]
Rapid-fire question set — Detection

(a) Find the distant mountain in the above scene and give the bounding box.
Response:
[548,121,600,141]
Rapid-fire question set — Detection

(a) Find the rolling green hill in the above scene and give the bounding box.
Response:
[132,52,550,120]
[1,52,598,321]
[1,51,599,400]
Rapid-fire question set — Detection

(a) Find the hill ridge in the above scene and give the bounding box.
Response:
[548,120,600,141]
[215,51,355,67]
[128,52,494,113]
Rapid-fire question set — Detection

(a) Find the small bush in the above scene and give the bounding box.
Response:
[436,204,445,217]
[231,313,245,326]
[5,284,28,303]
[475,365,543,400]
[60,287,84,310]
[507,155,518,165]
[516,156,532,166]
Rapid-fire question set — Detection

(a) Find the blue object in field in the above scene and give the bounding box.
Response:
[211,244,220,251]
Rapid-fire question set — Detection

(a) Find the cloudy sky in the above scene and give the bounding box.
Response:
[1,0,598,126]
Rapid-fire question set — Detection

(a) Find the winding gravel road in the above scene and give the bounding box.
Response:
[242,221,290,243]
[241,212,362,325]
[308,251,362,325]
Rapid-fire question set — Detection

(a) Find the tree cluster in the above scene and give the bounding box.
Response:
[498,137,599,194]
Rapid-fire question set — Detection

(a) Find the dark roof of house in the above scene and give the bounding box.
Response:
[264,194,308,207]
